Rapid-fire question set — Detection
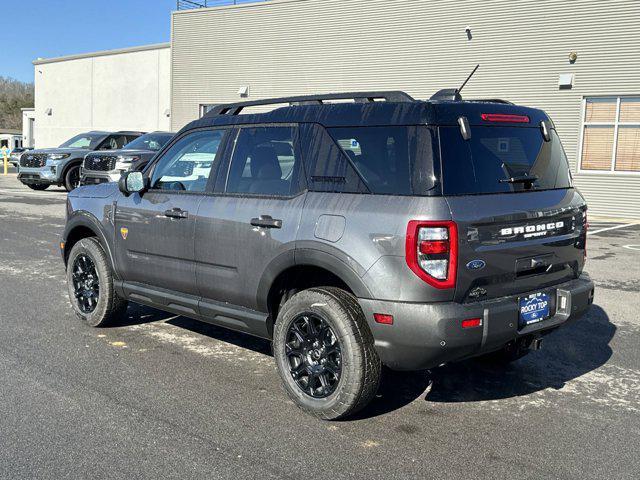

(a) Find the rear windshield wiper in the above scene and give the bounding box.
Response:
[499,175,539,185]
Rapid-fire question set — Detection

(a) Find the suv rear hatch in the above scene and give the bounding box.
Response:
[438,114,587,304]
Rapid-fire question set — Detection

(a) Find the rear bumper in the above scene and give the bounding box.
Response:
[358,274,595,371]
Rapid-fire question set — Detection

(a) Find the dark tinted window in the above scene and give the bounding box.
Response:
[439,126,572,195]
[225,126,302,196]
[124,132,173,151]
[301,124,367,194]
[98,135,130,151]
[327,126,437,195]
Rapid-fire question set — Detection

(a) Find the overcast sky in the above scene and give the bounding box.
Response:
[1,0,177,83]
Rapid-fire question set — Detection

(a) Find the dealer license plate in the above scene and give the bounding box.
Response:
[519,292,551,326]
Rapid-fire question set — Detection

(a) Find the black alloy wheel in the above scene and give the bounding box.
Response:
[285,313,342,398]
[65,165,81,191]
[71,254,99,313]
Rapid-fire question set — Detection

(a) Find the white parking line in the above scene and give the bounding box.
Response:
[623,245,640,251]
[588,223,636,236]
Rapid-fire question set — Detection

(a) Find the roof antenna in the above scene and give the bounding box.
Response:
[430,64,480,101]
[457,64,480,95]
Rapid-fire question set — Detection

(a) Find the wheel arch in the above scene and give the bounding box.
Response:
[258,248,372,335]
[60,158,84,181]
[63,213,116,274]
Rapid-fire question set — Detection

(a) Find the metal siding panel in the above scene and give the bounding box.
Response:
[171,0,640,218]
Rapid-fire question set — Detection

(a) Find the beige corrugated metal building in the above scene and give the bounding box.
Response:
[170,0,640,219]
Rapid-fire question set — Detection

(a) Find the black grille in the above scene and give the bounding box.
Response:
[20,154,47,168]
[84,155,117,172]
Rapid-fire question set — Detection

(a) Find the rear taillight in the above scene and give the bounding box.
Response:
[406,221,458,289]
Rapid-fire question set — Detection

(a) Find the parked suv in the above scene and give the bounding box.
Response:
[9,147,32,167]
[18,131,144,191]
[81,131,174,186]
[61,91,594,419]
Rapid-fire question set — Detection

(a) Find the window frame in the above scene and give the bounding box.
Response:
[217,123,307,199]
[578,96,640,175]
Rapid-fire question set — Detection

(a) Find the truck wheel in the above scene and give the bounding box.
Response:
[66,237,127,327]
[64,165,81,192]
[273,287,381,420]
[27,184,49,191]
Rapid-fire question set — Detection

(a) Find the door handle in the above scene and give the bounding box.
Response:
[251,215,282,229]
[164,208,189,219]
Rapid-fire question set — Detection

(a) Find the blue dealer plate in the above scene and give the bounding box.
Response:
[519,292,551,326]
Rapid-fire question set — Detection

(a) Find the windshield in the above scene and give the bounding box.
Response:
[59,133,106,149]
[439,126,572,195]
[123,132,173,151]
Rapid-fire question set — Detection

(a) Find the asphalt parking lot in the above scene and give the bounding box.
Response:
[0,172,639,479]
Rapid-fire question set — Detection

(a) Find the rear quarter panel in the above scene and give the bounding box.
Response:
[297,192,454,302]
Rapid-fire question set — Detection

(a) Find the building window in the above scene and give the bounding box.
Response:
[580,97,640,173]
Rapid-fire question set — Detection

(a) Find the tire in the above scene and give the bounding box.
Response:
[66,237,127,327]
[27,184,49,191]
[273,287,381,420]
[64,164,81,192]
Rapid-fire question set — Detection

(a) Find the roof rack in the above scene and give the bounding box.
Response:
[205,91,415,116]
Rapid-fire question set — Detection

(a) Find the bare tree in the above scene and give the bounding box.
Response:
[0,76,34,130]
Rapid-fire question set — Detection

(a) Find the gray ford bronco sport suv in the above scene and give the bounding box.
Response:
[81,131,174,186]
[18,130,144,191]
[61,91,594,419]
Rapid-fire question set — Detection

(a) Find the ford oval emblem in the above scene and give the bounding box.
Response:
[466,259,486,271]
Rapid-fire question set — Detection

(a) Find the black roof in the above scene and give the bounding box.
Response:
[183,91,549,134]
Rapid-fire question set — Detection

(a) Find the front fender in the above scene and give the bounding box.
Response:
[62,211,116,272]
[59,158,83,179]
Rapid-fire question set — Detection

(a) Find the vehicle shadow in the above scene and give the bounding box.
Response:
[167,316,273,357]
[113,302,614,419]
[110,303,274,356]
[426,304,614,403]
[107,302,178,328]
[353,304,614,419]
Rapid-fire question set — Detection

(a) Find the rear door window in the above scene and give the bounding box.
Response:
[225,126,303,196]
[439,126,572,195]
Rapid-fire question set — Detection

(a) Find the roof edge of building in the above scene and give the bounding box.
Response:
[171,0,309,16]
[33,42,170,66]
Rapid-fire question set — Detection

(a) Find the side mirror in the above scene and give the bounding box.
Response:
[118,171,147,196]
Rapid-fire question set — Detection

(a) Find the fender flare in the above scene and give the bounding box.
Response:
[62,212,116,272]
[60,158,84,181]
[255,246,372,312]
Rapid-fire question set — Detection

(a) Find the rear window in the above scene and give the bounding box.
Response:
[439,126,572,195]
[327,126,437,195]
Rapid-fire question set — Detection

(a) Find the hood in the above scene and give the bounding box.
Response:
[28,147,91,156]
[85,148,156,158]
[68,181,119,199]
